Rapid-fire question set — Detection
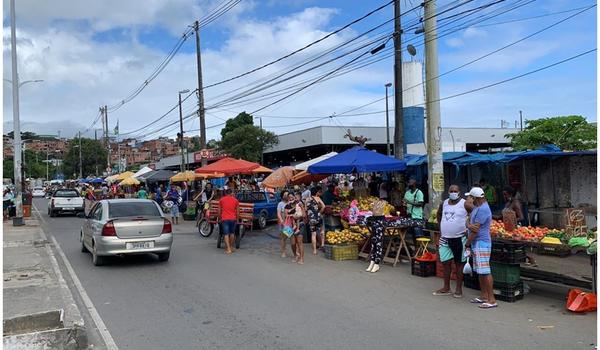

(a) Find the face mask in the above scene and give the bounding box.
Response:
[449,192,459,201]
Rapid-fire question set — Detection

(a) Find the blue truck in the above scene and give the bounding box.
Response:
[236,191,280,230]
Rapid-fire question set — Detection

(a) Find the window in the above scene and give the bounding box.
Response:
[108,202,160,218]
[89,203,102,221]
[54,190,79,197]
[267,192,276,201]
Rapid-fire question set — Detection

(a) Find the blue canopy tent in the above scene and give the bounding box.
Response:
[307,146,407,174]
[89,178,104,184]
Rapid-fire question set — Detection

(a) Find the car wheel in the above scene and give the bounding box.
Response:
[258,211,268,230]
[157,252,170,262]
[198,219,214,237]
[80,233,88,253]
[92,244,104,266]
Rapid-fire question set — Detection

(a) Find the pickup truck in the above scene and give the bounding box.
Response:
[48,189,84,217]
[236,191,280,230]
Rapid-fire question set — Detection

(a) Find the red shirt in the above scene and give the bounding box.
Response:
[219,195,239,221]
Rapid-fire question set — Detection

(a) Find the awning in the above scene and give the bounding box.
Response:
[308,146,406,174]
[133,166,154,179]
[194,157,261,175]
[119,177,140,186]
[290,170,328,186]
[294,152,338,171]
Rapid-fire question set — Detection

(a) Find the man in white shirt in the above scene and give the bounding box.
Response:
[433,184,471,298]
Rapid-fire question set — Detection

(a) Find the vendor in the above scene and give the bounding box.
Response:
[365,199,388,274]
[321,184,337,206]
[403,178,425,245]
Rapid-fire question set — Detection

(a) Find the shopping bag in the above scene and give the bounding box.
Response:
[566,289,597,313]
[463,257,473,275]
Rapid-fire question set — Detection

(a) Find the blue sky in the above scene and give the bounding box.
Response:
[3,0,597,140]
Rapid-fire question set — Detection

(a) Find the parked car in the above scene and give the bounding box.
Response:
[79,199,173,266]
[48,189,84,217]
[236,191,280,230]
[32,187,45,198]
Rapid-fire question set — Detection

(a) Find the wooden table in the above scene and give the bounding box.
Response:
[358,227,411,267]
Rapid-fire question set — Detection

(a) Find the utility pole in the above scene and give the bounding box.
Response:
[424,0,444,209]
[385,83,392,155]
[46,148,49,181]
[393,0,404,159]
[78,131,83,179]
[9,0,24,226]
[519,110,523,131]
[178,89,190,172]
[194,21,207,166]
[255,116,264,164]
[104,106,110,171]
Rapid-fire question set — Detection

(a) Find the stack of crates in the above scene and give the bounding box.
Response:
[490,240,526,302]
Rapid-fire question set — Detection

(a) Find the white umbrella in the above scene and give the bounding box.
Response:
[294,152,338,171]
[133,166,153,179]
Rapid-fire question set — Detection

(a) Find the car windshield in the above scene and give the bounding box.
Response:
[54,190,79,197]
[108,202,161,218]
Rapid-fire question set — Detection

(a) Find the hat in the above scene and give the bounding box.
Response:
[465,187,485,198]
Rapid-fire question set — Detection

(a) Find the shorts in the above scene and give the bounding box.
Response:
[309,219,322,235]
[294,222,305,236]
[439,236,467,264]
[472,240,492,275]
[221,220,236,236]
[170,205,179,217]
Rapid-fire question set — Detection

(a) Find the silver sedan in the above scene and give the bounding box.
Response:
[79,199,173,266]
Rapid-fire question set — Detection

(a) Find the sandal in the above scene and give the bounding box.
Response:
[478,302,498,309]
[433,290,452,296]
[469,297,486,304]
[453,293,463,298]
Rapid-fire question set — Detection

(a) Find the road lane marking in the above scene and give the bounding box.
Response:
[33,201,119,350]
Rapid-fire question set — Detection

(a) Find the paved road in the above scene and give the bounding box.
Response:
[33,198,596,350]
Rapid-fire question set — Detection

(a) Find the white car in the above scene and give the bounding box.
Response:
[32,187,45,197]
[48,189,84,217]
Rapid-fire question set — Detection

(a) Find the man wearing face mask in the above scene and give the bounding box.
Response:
[464,187,497,309]
[433,185,470,298]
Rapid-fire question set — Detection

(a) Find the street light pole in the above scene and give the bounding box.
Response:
[78,131,83,179]
[385,83,392,156]
[9,0,24,226]
[178,89,190,173]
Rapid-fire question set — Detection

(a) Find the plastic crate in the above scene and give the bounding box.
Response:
[411,260,436,277]
[323,244,358,261]
[463,271,480,290]
[491,240,526,264]
[491,262,521,284]
[536,243,571,257]
[493,281,524,302]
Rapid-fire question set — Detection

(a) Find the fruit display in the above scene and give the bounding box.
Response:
[326,229,365,245]
[490,219,559,242]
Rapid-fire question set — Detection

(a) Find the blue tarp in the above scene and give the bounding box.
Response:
[405,145,596,167]
[308,146,407,174]
[89,178,104,184]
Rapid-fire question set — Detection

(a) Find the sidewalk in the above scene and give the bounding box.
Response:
[3,218,87,349]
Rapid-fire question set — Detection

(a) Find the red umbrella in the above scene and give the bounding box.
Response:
[194,157,261,176]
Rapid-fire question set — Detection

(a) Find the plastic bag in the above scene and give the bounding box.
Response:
[463,249,472,275]
[568,237,589,248]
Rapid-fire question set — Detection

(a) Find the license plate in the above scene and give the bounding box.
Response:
[63,207,74,210]
[126,241,154,250]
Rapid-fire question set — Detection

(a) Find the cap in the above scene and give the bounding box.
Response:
[465,187,485,198]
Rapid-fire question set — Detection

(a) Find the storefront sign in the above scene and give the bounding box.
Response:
[432,173,444,192]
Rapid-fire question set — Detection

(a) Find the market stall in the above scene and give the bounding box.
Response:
[194,157,261,176]
[118,176,140,198]
[306,146,421,265]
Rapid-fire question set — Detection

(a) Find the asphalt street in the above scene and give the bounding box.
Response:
[33,197,596,350]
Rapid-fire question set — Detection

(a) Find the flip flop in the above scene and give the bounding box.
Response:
[469,297,486,304]
[433,291,452,296]
[453,293,463,298]
[479,302,498,309]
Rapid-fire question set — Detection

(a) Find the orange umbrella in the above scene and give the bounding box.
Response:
[261,166,295,188]
[194,157,260,175]
[252,165,273,174]
[290,170,328,186]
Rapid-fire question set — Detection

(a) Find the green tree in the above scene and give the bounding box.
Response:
[63,138,108,178]
[507,115,597,151]
[4,159,14,180]
[220,112,253,139]
[220,124,278,163]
